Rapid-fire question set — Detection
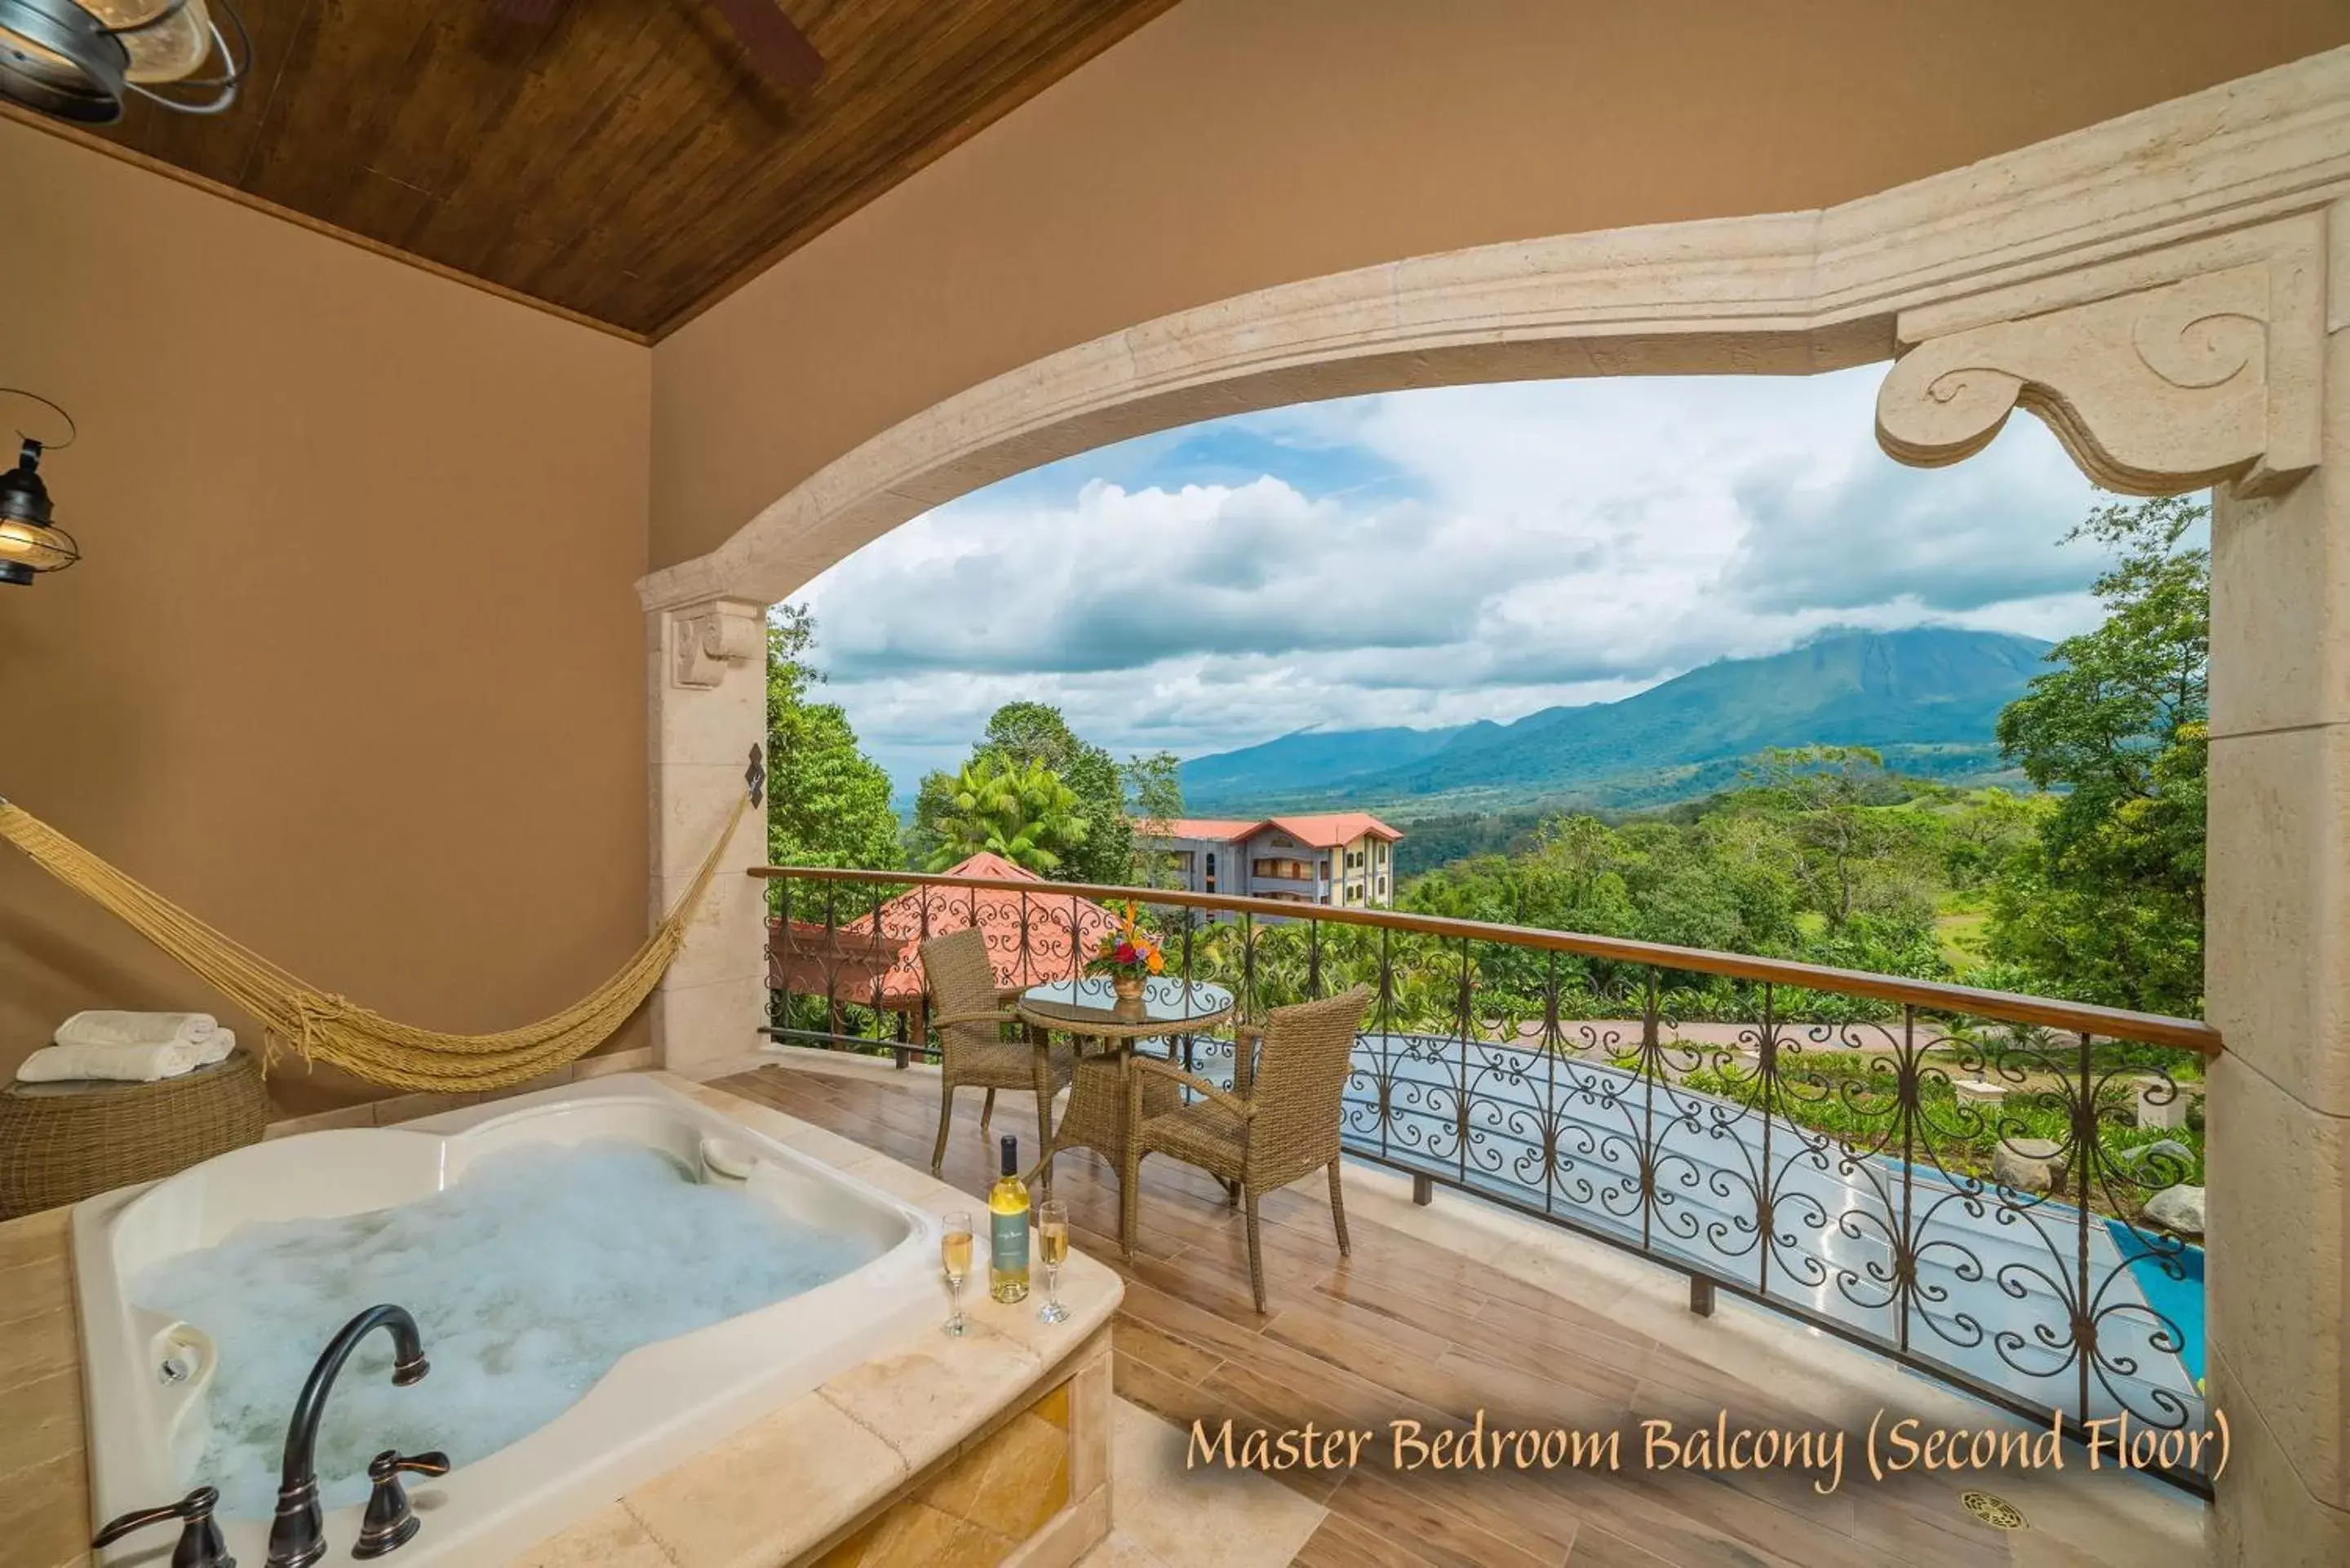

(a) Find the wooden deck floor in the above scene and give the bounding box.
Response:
[716,1062,2073,1568]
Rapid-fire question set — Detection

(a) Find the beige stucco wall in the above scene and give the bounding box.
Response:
[0,121,654,1112]
[649,0,2350,571]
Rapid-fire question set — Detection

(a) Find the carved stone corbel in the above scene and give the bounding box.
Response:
[669,598,765,689]
[1876,236,2324,498]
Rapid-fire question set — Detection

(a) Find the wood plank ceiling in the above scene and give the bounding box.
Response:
[59,0,1182,338]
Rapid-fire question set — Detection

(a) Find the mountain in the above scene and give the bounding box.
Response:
[1175,724,1467,804]
[1178,627,2052,815]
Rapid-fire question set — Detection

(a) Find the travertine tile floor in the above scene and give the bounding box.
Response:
[1076,1401,1328,1568]
[724,1056,2210,1568]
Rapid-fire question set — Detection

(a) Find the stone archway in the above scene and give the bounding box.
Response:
[641,48,2350,1566]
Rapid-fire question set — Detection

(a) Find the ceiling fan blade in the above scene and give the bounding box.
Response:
[707,0,825,88]
[490,0,564,24]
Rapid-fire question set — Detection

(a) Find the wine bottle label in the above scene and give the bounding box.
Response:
[991,1208,1030,1275]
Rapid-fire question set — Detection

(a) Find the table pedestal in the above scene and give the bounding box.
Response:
[1018,978,1235,1224]
[1051,1046,1182,1178]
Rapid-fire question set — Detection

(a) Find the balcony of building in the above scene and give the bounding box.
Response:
[762,867,2219,1565]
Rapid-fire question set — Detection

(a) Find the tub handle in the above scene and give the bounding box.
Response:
[92,1485,233,1567]
[352,1450,451,1560]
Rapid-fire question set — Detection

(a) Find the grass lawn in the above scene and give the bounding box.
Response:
[1935,892,1991,971]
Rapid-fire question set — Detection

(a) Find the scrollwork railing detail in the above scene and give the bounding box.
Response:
[758,866,2216,1493]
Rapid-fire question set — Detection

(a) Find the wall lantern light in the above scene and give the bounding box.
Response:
[0,392,82,587]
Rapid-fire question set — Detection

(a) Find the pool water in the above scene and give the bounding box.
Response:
[131,1139,872,1520]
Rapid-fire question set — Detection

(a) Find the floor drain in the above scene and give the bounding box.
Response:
[1959,1490,2026,1530]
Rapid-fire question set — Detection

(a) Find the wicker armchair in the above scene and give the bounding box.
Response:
[920,929,1074,1176]
[1120,986,1370,1313]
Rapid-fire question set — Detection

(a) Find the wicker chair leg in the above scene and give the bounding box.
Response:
[1222,1178,1240,1208]
[1120,1149,1145,1259]
[980,1087,996,1133]
[930,1080,955,1175]
[1328,1160,1351,1257]
[1244,1188,1267,1313]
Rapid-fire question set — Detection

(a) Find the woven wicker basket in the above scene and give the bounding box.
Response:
[0,1048,269,1219]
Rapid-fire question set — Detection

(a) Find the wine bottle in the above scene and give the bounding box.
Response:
[988,1135,1031,1303]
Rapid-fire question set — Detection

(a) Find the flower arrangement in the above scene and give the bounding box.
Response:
[1086,901,1166,996]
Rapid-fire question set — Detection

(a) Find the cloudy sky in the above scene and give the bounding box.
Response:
[794,365,2108,794]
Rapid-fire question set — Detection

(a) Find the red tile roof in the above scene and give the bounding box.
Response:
[1266,812,1403,848]
[1164,818,1265,841]
[1161,813,1403,848]
[933,849,1042,884]
[769,853,1120,1006]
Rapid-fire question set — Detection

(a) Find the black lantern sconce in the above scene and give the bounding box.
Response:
[0,391,82,587]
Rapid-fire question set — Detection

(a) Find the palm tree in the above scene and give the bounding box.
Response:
[924,755,1090,875]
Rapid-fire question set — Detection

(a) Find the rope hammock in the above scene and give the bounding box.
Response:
[0,793,751,1092]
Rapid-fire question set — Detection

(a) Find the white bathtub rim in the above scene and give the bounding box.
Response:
[76,1074,942,1567]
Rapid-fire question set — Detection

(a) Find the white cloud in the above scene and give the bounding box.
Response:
[799,365,2108,790]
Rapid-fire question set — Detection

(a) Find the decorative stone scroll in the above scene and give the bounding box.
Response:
[1876,259,2321,498]
[669,597,765,689]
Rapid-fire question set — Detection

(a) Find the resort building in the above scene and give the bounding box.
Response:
[1156,814,1401,908]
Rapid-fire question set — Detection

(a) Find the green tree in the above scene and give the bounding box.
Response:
[1395,773,1983,986]
[1988,494,2208,1014]
[765,606,900,871]
[911,702,1151,884]
[1400,808,1807,959]
[1745,745,1898,928]
[1121,750,1186,886]
[906,768,958,871]
[1936,786,2045,890]
[977,702,1131,884]
[924,753,1090,873]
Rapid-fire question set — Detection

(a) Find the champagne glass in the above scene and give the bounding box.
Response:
[941,1211,973,1338]
[1036,1198,1071,1325]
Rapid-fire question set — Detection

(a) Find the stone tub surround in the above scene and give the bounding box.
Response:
[255,1043,792,1142]
[256,1047,663,1137]
[1076,1401,1326,1568]
[0,1068,1120,1568]
[0,1204,84,1568]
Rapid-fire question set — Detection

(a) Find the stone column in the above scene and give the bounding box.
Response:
[1878,209,2344,1565]
[647,596,771,1080]
[2202,200,2350,1568]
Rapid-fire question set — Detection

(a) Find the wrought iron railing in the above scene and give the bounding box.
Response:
[754,866,2220,1493]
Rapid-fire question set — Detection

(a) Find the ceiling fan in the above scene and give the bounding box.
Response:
[0,0,247,122]
[498,0,825,91]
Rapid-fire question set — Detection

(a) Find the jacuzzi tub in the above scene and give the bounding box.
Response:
[73,1074,942,1566]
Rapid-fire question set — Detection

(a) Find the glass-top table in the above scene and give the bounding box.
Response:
[1016,978,1236,1216]
[1015,976,1236,1038]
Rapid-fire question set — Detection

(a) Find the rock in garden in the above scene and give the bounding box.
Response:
[2142,1183,2206,1238]
[1992,1137,2070,1193]
[2116,1139,2196,1177]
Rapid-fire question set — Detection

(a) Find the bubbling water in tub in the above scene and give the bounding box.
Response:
[131,1139,876,1520]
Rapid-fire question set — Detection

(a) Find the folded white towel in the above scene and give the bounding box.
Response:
[53,1011,219,1051]
[16,1030,236,1084]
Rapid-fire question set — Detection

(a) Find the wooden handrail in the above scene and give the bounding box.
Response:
[750,866,2222,1055]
